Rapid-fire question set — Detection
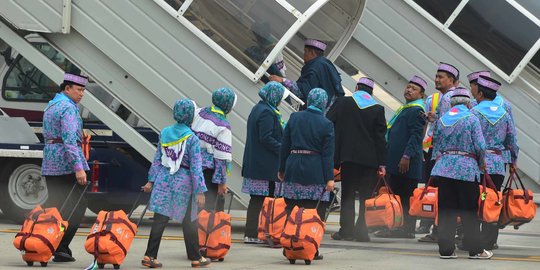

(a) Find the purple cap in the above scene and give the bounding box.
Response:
[357,77,374,89]
[305,39,327,51]
[477,75,501,92]
[451,87,471,98]
[63,73,88,87]
[438,62,459,79]
[409,75,428,90]
[467,70,490,83]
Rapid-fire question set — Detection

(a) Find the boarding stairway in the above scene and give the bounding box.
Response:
[337,0,540,188]
[0,0,365,206]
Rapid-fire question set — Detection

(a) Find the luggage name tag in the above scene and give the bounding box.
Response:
[422,204,433,212]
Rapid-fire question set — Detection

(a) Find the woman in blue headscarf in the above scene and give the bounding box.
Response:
[192,87,237,212]
[241,82,289,243]
[141,99,210,268]
[278,88,335,260]
[279,88,335,217]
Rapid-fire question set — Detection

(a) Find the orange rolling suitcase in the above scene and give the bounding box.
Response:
[258,183,287,247]
[84,192,148,269]
[13,182,88,267]
[13,206,68,267]
[499,173,537,229]
[198,193,233,261]
[365,176,404,230]
[280,206,325,265]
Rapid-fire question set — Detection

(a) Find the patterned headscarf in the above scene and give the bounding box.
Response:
[212,87,237,114]
[259,82,286,107]
[307,88,328,111]
[173,98,195,126]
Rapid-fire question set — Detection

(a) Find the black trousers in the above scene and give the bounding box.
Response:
[44,174,87,255]
[284,198,327,221]
[480,174,505,250]
[203,169,225,212]
[437,177,482,256]
[338,162,377,239]
[145,197,201,260]
[388,174,417,234]
[244,181,276,238]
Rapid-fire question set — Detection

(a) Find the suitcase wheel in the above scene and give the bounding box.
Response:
[25,261,34,266]
[98,263,105,269]
[113,264,120,269]
[289,259,296,264]
[514,225,520,230]
[218,258,224,262]
[304,260,311,265]
[40,262,48,267]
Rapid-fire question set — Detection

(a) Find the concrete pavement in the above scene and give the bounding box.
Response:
[0,209,539,269]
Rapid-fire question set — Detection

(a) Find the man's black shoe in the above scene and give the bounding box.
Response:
[52,252,76,262]
[331,232,353,241]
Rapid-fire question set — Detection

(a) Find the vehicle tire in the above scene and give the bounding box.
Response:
[87,200,133,215]
[0,160,47,224]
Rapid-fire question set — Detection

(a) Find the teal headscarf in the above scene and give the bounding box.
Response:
[307,88,328,112]
[259,81,286,107]
[161,99,195,147]
[259,82,287,127]
[212,87,237,115]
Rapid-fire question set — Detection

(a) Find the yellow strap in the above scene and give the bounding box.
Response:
[387,103,425,130]
[161,134,192,147]
[211,105,225,116]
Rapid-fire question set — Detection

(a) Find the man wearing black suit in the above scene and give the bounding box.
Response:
[327,77,387,242]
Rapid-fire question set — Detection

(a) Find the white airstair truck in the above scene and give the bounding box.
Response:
[0,0,366,214]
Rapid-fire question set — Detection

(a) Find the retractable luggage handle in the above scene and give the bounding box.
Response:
[202,192,230,248]
[128,191,150,228]
[59,181,90,221]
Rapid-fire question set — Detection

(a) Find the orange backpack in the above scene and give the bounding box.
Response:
[85,210,138,268]
[280,206,325,265]
[198,194,232,261]
[409,178,438,220]
[478,173,503,224]
[365,177,404,229]
[258,184,287,247]
[13,206,68,267]
[499,173,537,229]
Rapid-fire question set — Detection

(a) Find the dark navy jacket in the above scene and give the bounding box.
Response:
[242,101,283,181]
[386,106,426,181]
[279,108,335,186]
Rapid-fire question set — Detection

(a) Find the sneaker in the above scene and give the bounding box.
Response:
[440,253,458,259]
[469,250,493,259]
[243,236,264,244]
[418,234,438,243]
[191,257,211,268]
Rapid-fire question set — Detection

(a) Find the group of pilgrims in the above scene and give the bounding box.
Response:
[139,40,518,267]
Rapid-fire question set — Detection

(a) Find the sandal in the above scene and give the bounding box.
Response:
[141,256,163,268]
[191,257,211,268]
